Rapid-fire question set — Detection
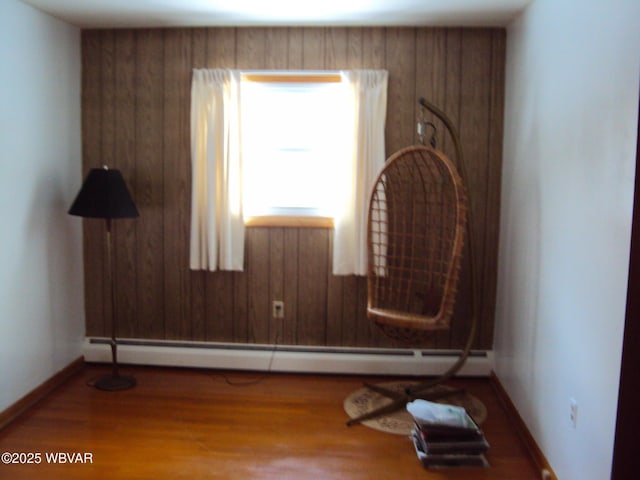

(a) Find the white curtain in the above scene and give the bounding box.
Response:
[190,69,245,271]
[332,70,388,275]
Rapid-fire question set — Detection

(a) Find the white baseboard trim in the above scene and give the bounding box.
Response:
[83,338,493,377]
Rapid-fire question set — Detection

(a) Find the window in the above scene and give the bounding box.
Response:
[190,68,387,274]
[240,73,351,226]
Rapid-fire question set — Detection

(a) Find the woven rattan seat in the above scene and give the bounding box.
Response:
[367,145,467,342]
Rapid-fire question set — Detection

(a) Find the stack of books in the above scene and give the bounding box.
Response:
[407,399,489,468]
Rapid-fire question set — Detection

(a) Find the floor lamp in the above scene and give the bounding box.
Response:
[69,165,139,391]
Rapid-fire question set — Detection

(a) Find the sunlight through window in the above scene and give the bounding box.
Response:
[241,75,351,221]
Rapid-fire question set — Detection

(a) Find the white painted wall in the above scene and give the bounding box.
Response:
[495,0,640,478]
[0,0,83,411]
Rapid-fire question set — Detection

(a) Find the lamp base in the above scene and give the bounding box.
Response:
[94,374,137,391]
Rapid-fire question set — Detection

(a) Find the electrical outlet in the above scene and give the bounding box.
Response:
[569,398,578,429]
[272,300,284,319]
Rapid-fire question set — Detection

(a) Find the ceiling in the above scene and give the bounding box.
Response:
[20,0,532,29]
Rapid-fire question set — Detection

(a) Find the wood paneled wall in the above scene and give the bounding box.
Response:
[81,27,505,349]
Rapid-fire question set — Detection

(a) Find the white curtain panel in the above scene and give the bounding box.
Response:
[190,69,245,271]
[332,70,388,276]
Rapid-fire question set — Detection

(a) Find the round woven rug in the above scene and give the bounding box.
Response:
[344,382,487,435]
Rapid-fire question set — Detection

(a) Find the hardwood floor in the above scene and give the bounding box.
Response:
[0,365,539,479]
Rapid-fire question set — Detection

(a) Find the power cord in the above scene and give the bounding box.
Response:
[208,319,282,387]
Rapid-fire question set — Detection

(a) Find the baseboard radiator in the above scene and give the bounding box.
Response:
[83,338,493,377]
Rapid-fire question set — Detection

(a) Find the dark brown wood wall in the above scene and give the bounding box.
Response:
[81,27,504,349]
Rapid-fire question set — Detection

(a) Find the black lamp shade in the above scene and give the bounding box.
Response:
[69,167,139,219]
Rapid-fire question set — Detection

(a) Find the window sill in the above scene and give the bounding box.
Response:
[244,216,334,228]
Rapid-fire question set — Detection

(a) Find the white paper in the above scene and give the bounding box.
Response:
[406,399,468,428]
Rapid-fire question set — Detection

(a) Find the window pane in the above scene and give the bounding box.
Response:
[241,78,350,219]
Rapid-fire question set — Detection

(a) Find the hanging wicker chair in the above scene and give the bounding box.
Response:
[346,99,478,427]
[367,144,467,344]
